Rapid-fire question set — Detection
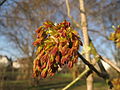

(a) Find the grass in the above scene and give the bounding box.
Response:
[0,73,108,90]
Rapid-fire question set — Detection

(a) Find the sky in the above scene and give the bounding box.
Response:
[0,0,118,67]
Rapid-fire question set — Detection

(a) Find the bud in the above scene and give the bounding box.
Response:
[41,63,46,69]
[33,70,39,77]
[55,54,60,62]
[41,54,48,62]
[50,72,55,76]
[60,45,68,56]
[50,46,58,55]
[41,69,47,78]
[61,56,68,64]
[37,30,44,38]
[68,61,73,68]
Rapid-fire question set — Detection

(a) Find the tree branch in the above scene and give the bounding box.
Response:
[65,0,81,29]
[88,29,109,40]
[62,54,99,90]
[77,52,113,89]
[100,56,120,73]
[0,0,7,6]
[62,69,89,90]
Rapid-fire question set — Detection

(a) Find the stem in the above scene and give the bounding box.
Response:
[65,0,81,28]
[89,38,114,89]
[62,69,88,90]
[0,0,7,6]
[77,52,113,89]
[78,52,103,77]
[62,53,100,90]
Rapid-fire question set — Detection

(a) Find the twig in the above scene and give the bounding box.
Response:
[77,52,113,89]
[62,54,99,90]
[78,52,104,77]
[0,0,7,6]
[89,38,113,89]
[65,0,81,29]
[62,68,88,90]
[101,56,120,73]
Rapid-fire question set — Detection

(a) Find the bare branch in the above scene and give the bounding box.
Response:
[0,0,7,6]
[62,54,99,90]
[77,52,113,89]
[101,56,120,73]
[65,0,81,29]
[88,29,109,40]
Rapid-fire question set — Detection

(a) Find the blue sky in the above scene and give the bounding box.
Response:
[0,0,117,62]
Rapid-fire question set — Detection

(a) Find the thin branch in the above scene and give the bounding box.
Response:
[78,52,105,77]
[89,38,111,79]
[62,68,88,90]
[0,0,7,6]
[101,56,120,73]
[62,54,99,90]
[77,52,113,89]
[88,29,109,40]
[65,0,81,29]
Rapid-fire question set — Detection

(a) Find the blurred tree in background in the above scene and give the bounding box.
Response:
[1,0,120,66]
[0,0,120,90]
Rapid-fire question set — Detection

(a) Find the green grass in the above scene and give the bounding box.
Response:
[0,73,108,90]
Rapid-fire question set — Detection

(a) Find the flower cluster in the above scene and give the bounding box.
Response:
[109,25,120,48]
[33,20,82,78]
[112,78,120,90]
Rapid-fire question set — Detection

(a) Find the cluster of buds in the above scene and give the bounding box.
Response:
[109,25,120,48]
[112,78,120,90]
[32,20,82,78]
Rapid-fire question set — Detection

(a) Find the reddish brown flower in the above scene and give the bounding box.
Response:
[32,37,43,46]
[61,56,68,64]
[50,72,55,76]
[35,26,43,33]
[33,20,82,78]
[50,46,58,55]
[41,69,47,78]
[41,63,47,69]
[55,54,60,62]
[68,61,73,68]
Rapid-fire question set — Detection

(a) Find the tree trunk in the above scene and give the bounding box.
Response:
[79,0,93,90]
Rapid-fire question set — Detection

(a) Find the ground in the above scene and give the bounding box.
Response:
[0,73,108,90]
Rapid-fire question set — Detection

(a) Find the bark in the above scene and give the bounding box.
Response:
[79,0,93,90]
